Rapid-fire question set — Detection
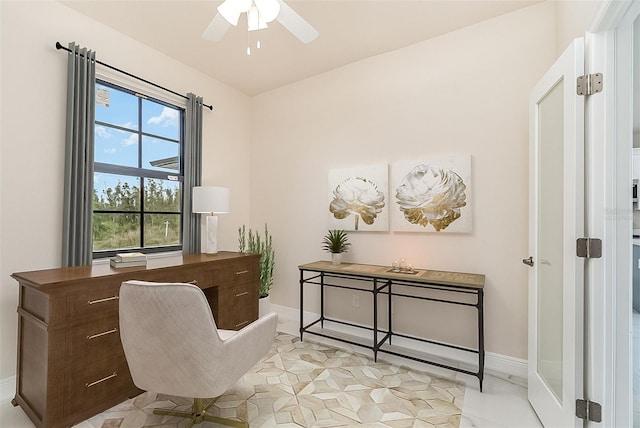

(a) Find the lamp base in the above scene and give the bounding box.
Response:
[205,215,219,254]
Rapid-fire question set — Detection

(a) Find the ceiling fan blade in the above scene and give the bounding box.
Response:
[202,13,231,41]
[275,0,319,44]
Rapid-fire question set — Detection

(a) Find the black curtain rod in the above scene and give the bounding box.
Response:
[55,42,213,111]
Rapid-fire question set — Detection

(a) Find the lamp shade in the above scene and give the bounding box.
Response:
[192,186,230,214]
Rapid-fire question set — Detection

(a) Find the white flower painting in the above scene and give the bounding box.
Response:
[392,156,472,233]
[328,164,389,231]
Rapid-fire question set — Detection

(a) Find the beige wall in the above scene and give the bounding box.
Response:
[250,2,556,359]
[555,0,603,54]
[0,1,252,380]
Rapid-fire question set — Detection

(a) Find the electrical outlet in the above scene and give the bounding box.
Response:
[352,294,360,308]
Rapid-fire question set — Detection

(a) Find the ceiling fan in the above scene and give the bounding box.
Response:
[202,0,319,45]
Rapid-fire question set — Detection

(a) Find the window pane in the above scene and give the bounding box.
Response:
[95,83,138,130]
[93,213,141,251]
[142,99,180,140]
[92,81,184,257]
[94,173,140,211]
[144,179,181,212]
[144,214,180,246]
[94,126,139,167]
[142,136,180,172]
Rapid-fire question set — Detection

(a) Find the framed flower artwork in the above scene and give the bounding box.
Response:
[391,155,472,233]
[328,164,389,231]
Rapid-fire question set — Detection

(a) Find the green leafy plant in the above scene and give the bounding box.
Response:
[238,224,274,298]
[322,229,351,254]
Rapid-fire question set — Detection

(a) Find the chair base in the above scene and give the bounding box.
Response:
[154,397,248,428]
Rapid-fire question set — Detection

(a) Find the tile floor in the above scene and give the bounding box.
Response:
[86,333,467,427]
[0,323,542,428]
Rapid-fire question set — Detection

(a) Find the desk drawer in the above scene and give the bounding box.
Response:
[64,286,121,321]
[64,354,133,417]
[207,262,257,288]
[228,262,257,285]
[67,314,122,359]
[218,283,258,330]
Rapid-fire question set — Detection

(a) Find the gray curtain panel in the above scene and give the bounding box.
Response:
[182,93,203,254]
[62,42,96,267]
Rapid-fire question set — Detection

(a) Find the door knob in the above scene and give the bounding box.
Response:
[522,257,534,267]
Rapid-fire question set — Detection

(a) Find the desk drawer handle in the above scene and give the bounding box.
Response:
[235,320,249,328]
[235,291,249,298]
[87,328,118,340]
[234,270,249,275]
[88,296,119,305]
[86,372,117,388]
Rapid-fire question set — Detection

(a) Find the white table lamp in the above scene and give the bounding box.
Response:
[192,186,230,254]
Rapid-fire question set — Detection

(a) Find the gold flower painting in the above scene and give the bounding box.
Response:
[328,164,388,231]
[392,156,472,233]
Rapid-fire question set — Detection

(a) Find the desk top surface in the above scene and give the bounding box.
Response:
[12,252,259,289]
[299,260,485,289]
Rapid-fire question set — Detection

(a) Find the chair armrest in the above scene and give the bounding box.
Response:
[219,312,278,382]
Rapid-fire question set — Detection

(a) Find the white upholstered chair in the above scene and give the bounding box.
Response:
[119,280,278,427]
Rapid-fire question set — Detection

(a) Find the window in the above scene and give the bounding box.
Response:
[93,81,184,257]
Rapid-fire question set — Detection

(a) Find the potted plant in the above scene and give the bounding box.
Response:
[238,224,275,317]
[322,229,351,265]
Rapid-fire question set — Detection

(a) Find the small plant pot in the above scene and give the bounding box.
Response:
[331,253,342,265]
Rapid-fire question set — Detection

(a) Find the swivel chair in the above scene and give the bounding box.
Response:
[119,280,278,427]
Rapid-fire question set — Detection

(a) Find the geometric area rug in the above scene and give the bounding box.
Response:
[77,333,465,428]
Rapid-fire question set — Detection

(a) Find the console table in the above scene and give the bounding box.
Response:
[11,251,259,428]
[298,261,486,390]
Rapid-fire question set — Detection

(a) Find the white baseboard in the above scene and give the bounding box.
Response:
[272,303,527,379]
[0,376,15,403]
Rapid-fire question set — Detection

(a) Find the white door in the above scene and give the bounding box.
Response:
[527,38,585,427]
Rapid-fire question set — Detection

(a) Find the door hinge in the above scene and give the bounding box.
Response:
[577,73,603,96]
[576,238,602,258]
[576,399,602,422]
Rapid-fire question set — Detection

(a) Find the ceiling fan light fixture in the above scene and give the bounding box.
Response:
[203,0,318,47]
[237,0,253,13]
[218,0,253,26]
[254,0,280,23]
[247,5,268,31]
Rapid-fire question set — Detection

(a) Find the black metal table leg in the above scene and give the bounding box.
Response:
[320,273,325,328]
[373,278,378,362]
[299,269,304,341]
[478,289,485,392]
[387,281,392,345]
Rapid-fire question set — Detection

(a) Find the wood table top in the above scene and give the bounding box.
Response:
[299,260,485,289]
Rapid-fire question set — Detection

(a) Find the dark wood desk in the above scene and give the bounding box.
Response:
[298,261,485,390]
[11,251,259,428]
